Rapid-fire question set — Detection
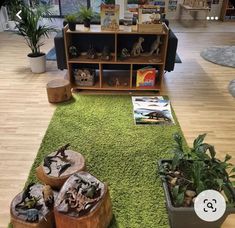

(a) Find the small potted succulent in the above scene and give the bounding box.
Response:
[158,133,235,228]
[78,6,93,28]
[65,14,77,31]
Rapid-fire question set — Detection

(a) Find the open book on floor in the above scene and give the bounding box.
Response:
[132,96,175,125]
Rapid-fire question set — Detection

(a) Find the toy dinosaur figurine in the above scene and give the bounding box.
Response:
[148,36,161,56]
[42,185,54,208]
[87,45,97,59]
[23,196,41,209]
[43,156,57,175]
[54,143,70,158]
[15,183,34,208]
[101,46,111,61]
[58,163,71,177]
[131,37,144,57]
[17,208,39,223]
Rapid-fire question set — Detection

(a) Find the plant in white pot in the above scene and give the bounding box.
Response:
[15,5,56,73]
[159,133,235,228]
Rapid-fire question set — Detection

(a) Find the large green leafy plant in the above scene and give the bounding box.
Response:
[15,5,56,57]
[160,133,235,207]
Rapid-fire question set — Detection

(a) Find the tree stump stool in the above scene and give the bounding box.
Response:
[10,184,57,228]
[36,150,86,189]
[54,172,113,228]
[46,79,72,103]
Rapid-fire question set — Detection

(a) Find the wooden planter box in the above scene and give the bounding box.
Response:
[54,172,113,228]
[158,160,235,228]
[36,150,86,189]
[10,184,57,228]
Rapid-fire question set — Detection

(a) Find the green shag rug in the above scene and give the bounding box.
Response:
[19,95,186,228]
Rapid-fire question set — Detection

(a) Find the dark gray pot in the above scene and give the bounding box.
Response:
[158,160,235,228]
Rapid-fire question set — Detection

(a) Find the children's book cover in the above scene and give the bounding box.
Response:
[136,67,156,88]
[101,4,119,31]
[132,96,175,125]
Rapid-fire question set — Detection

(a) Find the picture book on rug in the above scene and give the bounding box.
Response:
[131,96,175,125]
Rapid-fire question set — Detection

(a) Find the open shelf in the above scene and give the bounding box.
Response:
[64,24,169,93]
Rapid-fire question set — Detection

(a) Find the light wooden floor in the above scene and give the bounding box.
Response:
[0,21,235,228]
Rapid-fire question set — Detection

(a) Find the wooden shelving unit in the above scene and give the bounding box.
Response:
[64,24,169,92]
[220,0,235,21]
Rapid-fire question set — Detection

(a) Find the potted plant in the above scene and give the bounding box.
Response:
[65,14,77,31]
[4,0,22,30]
[158,133,235,228]
[15,5,56,73]
[78,6,93,28]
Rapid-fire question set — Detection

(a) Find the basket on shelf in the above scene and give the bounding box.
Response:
[74,68,95,87]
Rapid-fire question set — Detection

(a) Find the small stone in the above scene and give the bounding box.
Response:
[185,190,196,198]
[170,177,177,186]
[174,171,180,176]
[183,196,192,207]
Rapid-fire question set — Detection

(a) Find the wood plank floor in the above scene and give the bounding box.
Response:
[0,21,235,227]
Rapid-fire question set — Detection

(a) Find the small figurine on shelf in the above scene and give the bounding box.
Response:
[148,36,161,56]
[101,46,111,61]
[68,46,79,58]
[87,44,97,59]
[131,37,144,57]
[115,78,120,87]
[119,48,130,60]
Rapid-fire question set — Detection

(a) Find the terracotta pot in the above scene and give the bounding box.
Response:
[158,159,235,228]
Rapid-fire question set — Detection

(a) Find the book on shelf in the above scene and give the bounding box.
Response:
[136,67,156,88]
[100,4,120,31]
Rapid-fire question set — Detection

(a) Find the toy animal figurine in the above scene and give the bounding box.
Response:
[87,45,97,59]
[131,37,144,56]
[115,78,120,87]
[17,208,39,223]
[145,111,171,121]
[119,48,130,60]
[15,183,34,208]
[69,46,79,58]
[42,185,54,208]
[23,196,41,209]
[43,156,57,175]
[54,143,70,159]
[101,46,111,60]
[58,163,71,177]
[148,36,161,56]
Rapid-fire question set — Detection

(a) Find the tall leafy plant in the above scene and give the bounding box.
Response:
[160,133,235,207]
[15,5,56,57]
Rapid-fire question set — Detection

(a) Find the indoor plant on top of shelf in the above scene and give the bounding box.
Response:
[15,5,57,73]
[158,133,235,228]
[65,14,77,31]
[78,6,93,28]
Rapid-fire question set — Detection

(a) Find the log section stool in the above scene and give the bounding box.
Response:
[36,150,86,189]
[46,79,72,103]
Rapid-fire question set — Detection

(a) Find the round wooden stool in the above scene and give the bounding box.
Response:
[46,79,72,103]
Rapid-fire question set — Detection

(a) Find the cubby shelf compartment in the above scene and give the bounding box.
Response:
[64,24,169,93]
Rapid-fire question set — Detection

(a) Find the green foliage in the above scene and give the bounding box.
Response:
[105,0,115,4]
[15,5,57,56]
[65,14,77,23]
[3,0,23,20]
[160,132,235,207]
[78,6,93,20]
[22,95,184,228]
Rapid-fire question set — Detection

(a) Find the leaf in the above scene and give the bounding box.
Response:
[215,179,224,188]
[176,191,185,207]
[193,133,206,149]
[229,175,235,179]
[172,185,179,199]
[224,154,232,162]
